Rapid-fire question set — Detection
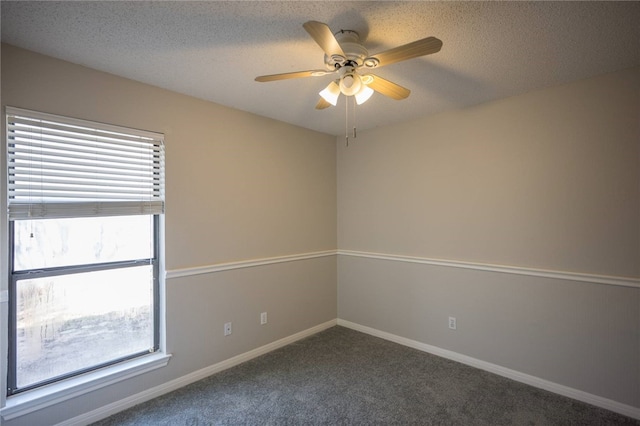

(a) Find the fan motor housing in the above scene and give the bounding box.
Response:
[325,30,369,69]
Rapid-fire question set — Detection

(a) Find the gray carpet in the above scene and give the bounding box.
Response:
[92,326,639,425]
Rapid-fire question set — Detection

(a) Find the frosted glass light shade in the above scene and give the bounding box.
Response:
[355,85,374,105]
[319,81,340,106]
[340,73,362,97]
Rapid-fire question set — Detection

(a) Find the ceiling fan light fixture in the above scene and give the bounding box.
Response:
[319,81,341,106]
[255,21,443,115]
[340,72,362,96]
[355,85,374,105]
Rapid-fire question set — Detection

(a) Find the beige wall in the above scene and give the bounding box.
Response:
[338,67,640,408]
[338,67,639,277]
[0,44,337,269]
[1,41,639,423]
[0,44,337,425]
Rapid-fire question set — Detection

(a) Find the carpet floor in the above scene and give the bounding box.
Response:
[92,326,639,425]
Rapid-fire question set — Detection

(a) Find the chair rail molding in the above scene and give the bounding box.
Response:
[165,250,337,279]
[338,250,640,289]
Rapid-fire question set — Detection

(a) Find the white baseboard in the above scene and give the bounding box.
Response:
[55,317,640,424]
[57,319,337,426]
[337,319,640,420]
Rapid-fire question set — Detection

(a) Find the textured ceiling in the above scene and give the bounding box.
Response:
[2,1,640,136]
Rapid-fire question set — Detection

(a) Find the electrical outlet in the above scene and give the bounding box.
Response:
[260,312,268,325]
[448,316,457,330]
[224,322,232,336]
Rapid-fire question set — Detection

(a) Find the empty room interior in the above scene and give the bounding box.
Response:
[0,1,639,425]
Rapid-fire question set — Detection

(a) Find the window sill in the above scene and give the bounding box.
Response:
[1,352,171,421]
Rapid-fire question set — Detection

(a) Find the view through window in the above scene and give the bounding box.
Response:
[12,216,156,389]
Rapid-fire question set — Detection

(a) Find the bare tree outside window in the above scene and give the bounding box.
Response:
[13,216,155,389]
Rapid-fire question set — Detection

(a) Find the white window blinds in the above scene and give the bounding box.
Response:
[6,107,164,220]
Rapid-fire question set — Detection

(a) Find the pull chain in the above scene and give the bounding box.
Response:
[345,96,349,147]
[353,96,357,139]
[345,96,359,147]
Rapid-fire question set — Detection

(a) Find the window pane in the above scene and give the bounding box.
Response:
[15,266,154,389]
[13,215,153,271]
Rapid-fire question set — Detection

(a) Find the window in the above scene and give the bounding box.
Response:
[6,107,164,395]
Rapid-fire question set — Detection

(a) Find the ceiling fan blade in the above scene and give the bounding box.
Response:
[371,37,442,68]
[255,70,332,82]
[364,74,410,100]
[303,21,346,59]
[315,97,332,110]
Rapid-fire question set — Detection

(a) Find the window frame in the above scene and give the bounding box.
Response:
[4,107,166,397]
[7,216,161,395]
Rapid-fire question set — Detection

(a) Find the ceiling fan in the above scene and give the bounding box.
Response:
[255,21,443,109]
